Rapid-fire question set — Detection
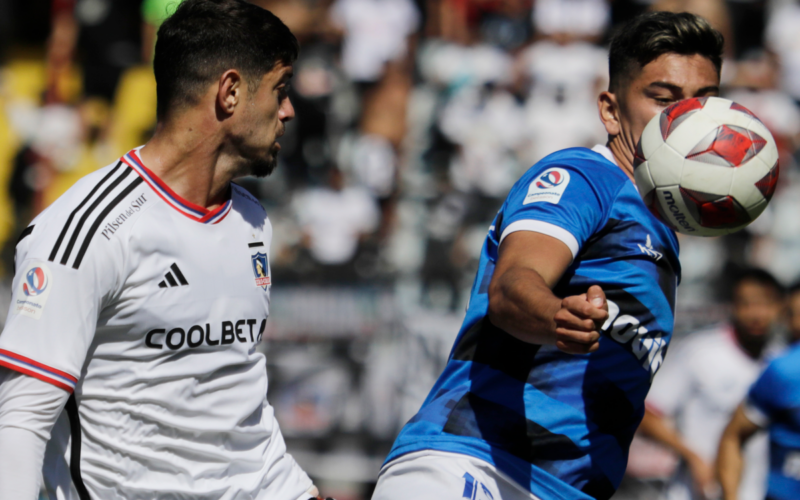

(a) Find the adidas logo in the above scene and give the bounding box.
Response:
[158,263,189,288]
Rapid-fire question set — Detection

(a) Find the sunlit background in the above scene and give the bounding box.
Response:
[1,0,799,497]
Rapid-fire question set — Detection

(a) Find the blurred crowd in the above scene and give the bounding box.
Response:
[2,0,800,498]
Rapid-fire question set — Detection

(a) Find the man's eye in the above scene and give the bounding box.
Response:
[655,97,674,105]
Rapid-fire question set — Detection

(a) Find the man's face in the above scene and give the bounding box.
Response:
[232,62,295,178]
[732,280,783,341]
[612,53,720,159]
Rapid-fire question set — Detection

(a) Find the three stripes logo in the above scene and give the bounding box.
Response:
[158,263,189,289]
[48,162,145,269]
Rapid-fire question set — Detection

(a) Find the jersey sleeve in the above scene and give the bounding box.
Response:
[498,159,621,259]
[0,214,123,393]
[745,360,787,427]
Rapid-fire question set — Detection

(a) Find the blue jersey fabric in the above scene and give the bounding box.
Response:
[386,148,681,500]
[747,343,800,500]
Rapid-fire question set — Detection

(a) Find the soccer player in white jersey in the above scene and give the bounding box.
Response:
[0,0,330,498]
[640,269,785,500]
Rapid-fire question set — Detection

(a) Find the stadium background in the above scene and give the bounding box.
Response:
[0,0,798,497]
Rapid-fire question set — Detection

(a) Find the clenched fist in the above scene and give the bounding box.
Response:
[553,285,609,354]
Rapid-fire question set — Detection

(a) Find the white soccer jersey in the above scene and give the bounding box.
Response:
[0,149,313,500]
[647,325,774,500]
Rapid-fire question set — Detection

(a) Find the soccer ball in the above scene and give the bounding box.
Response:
[634,96,779,237]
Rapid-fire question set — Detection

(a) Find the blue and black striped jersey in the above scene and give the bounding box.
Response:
[386,146,681,500]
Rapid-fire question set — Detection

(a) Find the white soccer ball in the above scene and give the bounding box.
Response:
[634,96,779,237]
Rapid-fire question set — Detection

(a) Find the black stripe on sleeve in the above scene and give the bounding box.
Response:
[170,263,188,285]
[49,161,122,262]
[248,242,264,248]
[16,225,34,244]
[72,177,144,269]
[65,395,92,500]
[60,167,133,266]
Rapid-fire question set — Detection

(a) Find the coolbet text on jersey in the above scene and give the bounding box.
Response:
[0,149,312,500]
[746,342,800,500]
[384,146,681,500]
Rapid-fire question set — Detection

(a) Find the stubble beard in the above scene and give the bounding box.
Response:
[247,143,280,178]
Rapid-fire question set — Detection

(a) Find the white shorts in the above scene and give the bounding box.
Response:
[371,450,542,500]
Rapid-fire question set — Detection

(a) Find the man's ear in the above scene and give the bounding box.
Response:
[217,69,242,118]
[598,90,621,136]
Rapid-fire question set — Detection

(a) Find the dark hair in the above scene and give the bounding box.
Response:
[153,0,299,120]
[608,11,724,93]
[732,267,784,298]
[787,281,800,297]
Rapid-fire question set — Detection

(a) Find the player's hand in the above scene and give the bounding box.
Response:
[553,285,608,354]
[686,453,718,499]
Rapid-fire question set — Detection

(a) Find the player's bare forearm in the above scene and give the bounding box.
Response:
[717,405,761,500]
[640,407,715,495]
[488,266,562,345]
[488,231,608,354]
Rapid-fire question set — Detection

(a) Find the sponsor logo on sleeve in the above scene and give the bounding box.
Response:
[523,168,570,205]
[251,252,271,290]
[16,263,53,319]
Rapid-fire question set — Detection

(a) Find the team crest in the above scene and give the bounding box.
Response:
[251,252,271,289]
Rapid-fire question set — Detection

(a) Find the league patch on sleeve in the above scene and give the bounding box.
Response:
[15,263,53,319]
[523,168,571,205]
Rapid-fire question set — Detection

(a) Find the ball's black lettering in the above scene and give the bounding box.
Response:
[257,319,267,343]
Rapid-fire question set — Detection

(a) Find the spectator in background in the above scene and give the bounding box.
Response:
[717,284,800,500]
[291,168,380,282]
[328,0,419,86]
[640,268,785,500]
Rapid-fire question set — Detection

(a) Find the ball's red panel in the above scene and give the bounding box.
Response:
[687,125,766,167]
[755,160,780,202]
[679,188,750,228]
[659,98,707,140]
[730,102,757,119]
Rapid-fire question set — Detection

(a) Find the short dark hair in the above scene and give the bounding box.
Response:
[732,267,784,299]
[153,0,299,120]
[608,11,724,93]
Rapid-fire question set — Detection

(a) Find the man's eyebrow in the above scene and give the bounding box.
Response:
[646,81,720,95]
[646,81,683,93]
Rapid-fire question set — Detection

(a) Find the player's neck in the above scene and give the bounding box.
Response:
[138,116,234,210]
[606,137,635,182]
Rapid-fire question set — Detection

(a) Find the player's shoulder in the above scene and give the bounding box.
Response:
[21,159,152,267]
[765,343,800,380]
[520,147,628,189]
[231,182,267,218]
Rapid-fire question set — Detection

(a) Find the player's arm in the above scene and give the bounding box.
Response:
[639,406,715,496]
[0,367,70,499]
[487,231,608,354]
[716,404,762,500]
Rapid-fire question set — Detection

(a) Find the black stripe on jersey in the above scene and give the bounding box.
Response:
[248,242,264,248]
[49,161,123,262]
[16,225,34,244]
[59,167,133,266]
[165,272,178,287]
[72,177,144,269]
[65,395,92,500]
[170,263,188,285]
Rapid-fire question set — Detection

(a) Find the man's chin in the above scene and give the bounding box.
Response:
[250,157,277,178]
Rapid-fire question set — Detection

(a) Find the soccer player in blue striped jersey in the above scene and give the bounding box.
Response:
[717,285,800,500]
[373,12,724,500]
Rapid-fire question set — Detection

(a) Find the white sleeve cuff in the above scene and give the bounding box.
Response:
[743,399,770,428]
[499,220,580,259]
